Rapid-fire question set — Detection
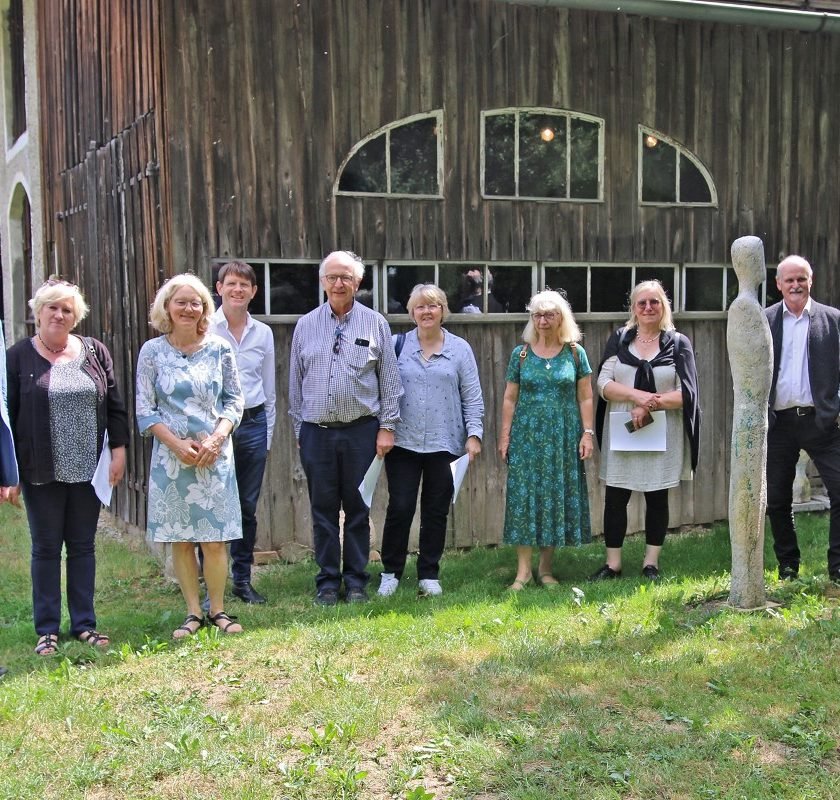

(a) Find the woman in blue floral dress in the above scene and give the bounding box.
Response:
[498,290,594,589]
[136,274,244,638]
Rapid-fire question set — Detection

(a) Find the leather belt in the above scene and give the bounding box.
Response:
[241,403,265,422]
[777,406,815,417]
[316,416,376,429]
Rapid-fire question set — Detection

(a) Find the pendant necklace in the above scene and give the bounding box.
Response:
[37,333,67,354]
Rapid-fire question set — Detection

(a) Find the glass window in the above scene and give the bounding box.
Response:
[483,108,603,201]
[489,266,532,313]
[337,112,442,197]
[386,264,435,314]
[634,267,676,307]
[544,267,587,315]
[267,263,321,314]
[684,267,724,311]
[440,264,489,313]
[591,266,633,312]
[639,127,717,207]
[765,268,782,306]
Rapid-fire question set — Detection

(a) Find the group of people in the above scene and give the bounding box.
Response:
[1,249,837,664]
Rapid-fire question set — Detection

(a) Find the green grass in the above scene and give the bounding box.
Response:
[1,502,840,799]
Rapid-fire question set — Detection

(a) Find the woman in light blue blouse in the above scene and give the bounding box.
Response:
[378,284,484,597]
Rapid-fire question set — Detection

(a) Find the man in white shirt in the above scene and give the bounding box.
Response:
[211,262,276,603]
[766,255,840,583]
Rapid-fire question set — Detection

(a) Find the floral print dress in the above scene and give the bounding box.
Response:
[136,335,244,542]
[503,344,592,548]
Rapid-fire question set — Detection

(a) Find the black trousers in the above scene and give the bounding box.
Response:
[766,411,840,573]
[380,447,455,580]
[602,485,669,549]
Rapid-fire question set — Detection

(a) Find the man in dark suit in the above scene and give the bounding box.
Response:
[766,255,840,582]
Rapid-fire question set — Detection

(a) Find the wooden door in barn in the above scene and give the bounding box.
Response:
[52,112,165,531]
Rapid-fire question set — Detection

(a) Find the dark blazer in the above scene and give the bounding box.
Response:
[766,300,840,432]
[6,335,129,484]
[0,320,19,487]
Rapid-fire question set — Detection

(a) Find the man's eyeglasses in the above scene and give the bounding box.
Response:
[333,326,342,354]
[324,274,355,285]
[414,303,441,313]
[636,298,662,308]
[531,311,558,321]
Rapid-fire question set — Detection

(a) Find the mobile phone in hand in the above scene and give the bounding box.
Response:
[624,412,654,433]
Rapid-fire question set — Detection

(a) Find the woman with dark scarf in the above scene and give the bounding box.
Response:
[591,280,700,581]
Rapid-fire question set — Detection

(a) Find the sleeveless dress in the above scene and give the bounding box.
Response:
[503,345,592,547]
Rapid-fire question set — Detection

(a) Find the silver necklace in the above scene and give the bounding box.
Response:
[637,334,659,344]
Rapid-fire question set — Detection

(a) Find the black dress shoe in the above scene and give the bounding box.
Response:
[314,589,339,607]
[345,587,369,604]
[778,563,799,581]
[589,564,622,581]
[641,564,660,581]
[0,666,7,678]
[828,570,840,586]
[232,582,267,604]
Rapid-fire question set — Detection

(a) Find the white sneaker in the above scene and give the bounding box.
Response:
[418,579,443,597]
[377,573,399,597]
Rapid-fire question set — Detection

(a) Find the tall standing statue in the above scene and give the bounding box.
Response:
[727,236,773,608]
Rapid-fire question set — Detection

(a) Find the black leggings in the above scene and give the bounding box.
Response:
[603,485,669,548]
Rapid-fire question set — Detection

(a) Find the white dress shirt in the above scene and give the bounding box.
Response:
[210,307,276,448]
[774,297,814,410]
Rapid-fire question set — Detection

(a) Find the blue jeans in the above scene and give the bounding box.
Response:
[229,410,268,584]
[22,480,102,636]
[298,418,378,592]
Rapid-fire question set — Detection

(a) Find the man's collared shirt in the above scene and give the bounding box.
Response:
[775,297,814,410]
[288,301,403,438]
[210,307,276,448]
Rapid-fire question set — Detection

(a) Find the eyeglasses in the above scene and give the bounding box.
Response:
[530,312,558,321]
[414,303,441,313]
[324,274,355,285]
[636,299,662,308]
[171,299,204,311]
[41,276,77,289]
[333,326,342,354]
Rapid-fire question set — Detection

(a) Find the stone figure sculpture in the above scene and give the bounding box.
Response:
[727,236,773,608]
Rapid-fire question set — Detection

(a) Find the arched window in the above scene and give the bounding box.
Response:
[336,111,443,198]
[639,126,717,206]
[481,108,603,201]
[8,183,33,331]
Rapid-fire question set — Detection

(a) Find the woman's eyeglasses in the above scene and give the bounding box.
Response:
[530,311,558,321]
[636,299,662,308]
[414,303,441,313]
[171,300,204,311]
[41,276,77,289]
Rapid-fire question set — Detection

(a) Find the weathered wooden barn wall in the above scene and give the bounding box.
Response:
[36,0,168,530]
[160,0,840,299]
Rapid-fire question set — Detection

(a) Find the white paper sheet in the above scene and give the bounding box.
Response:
[449,453,471,505]
[91,431,113,505]
[608,410,666,451]
[358,455,384,508]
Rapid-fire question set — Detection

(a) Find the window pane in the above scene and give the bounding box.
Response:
[390,118,438,195]
[385,264,435,313]
[679,154,712,203]
[519,113,566,198]
[590,267,633,312]
[544,266,587,314]
[484,114,516,196]
[765,267,782,306]
[634,267,675,307]
[684,267,724,311]
[441,264,487,313]
[726,267,739,309]
[212,262,266,315]
[570,118,600,199]
[489,266,532,313]
[641,137,676,203]
[267,263,320,314]
[338,136,386,193]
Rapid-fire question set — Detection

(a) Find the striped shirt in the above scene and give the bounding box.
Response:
[288,301,403,437]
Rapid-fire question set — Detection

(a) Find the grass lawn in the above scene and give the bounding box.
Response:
[1,503,839,800]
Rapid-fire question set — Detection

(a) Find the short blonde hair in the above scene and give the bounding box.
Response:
[149,273,214,334]
[522,290,581,345]
[29,279,89,329]
[406,283,449,322]
[624,280,674,332]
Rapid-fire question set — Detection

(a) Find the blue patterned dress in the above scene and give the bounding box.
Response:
[136,335,244,542]
[503,345,592,547]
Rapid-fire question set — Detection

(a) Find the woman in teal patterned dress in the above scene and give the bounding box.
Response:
[498,290,594,589]
[136,274,244,638]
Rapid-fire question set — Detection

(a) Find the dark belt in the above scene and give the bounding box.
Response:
[777,406,815,417]
[241,403,265,422]
[316,415,376,429]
